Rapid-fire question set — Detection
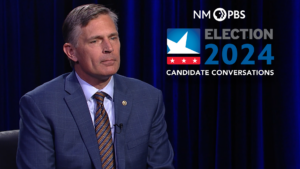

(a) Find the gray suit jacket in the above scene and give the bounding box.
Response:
[17,71,174,169]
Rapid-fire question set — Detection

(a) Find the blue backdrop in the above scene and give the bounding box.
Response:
[1,0,299,168]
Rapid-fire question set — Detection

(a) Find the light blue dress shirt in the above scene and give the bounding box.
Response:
[75,73,115,141]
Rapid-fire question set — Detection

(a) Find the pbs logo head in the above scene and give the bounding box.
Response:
[213,8,245,22]
[213,8,227,22]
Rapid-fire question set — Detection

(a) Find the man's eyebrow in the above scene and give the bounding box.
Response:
[108,32,119,37]
[88,33,119,40]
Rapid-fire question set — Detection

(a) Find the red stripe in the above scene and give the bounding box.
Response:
[167,57,201,65]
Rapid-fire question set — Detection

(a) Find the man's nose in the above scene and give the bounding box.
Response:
[102,38,113,54]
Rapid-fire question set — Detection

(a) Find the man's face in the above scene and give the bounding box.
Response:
[73,14,120,81]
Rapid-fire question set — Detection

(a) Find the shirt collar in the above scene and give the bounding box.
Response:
[75,72,114,101]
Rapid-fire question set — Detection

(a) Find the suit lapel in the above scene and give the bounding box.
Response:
[113,74,133,169]
[64,71,102,169]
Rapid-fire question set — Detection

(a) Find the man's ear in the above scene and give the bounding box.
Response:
[63,43,78,62]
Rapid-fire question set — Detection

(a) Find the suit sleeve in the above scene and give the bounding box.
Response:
[147,90,174,169]
[17,94,55,169]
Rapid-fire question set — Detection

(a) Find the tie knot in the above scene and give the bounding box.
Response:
[93,91,108,103]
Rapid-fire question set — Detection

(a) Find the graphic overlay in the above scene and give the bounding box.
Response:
[167,57,200,65]
[167,28,201,65]
[166,8,274,76]
[213,8,227,22]
[167,29,200,54]
[193,8,245,21]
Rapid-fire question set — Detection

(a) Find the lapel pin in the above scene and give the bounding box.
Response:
[122,101,127,106]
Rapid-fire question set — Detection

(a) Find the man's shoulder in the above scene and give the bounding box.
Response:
[113,74,160,93]
[24,72,71,98]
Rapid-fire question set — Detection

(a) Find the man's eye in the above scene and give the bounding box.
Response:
[111,37,117,40]
[90,40,97,43]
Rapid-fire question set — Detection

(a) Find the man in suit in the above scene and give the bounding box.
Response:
[17,4,174,169]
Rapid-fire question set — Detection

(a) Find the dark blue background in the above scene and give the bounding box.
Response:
[1,0,299,168]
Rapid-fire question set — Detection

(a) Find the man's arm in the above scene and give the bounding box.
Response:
[147,90,174,169]
[17,94,55,169]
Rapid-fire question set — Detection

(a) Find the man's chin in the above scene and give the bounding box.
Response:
[94,71,118,80]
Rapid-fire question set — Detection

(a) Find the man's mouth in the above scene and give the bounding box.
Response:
[101,59,116,66]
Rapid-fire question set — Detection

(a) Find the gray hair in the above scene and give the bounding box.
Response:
[62,4,118,67]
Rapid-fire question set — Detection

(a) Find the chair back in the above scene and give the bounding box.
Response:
[0,130,19,169]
